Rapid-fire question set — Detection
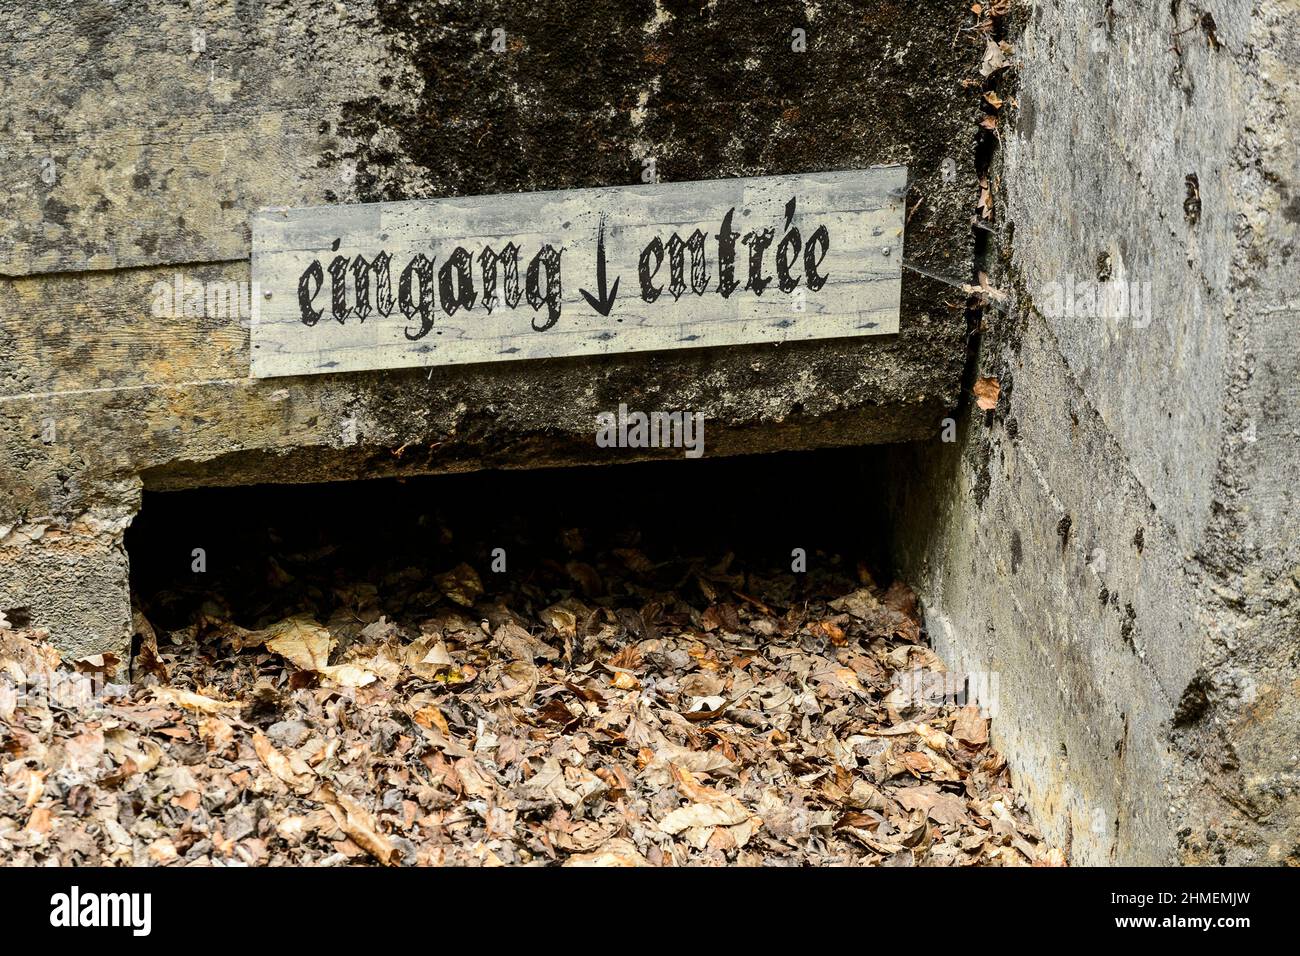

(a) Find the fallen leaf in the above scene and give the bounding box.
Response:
[811,619,847,646]
[974,377,1001,411]
[317,785,396,866]
[261,617,336,672]
[147,837,178,864]
[953,705,990,747]
[902,751,934,775]
[436,563,484,607]
[895,784,968,827]
[319,663,377,688]
[132,608,169,679]
[659,767,755,834]
[659,801,751,834]
[412,704,450,735]
[150,687,240,714]
[980,37,1008,76]
[24,806,52,835]
[253,732,315,794]
[611,671,639,690]
[540,603,578,638]
[563,838,648,867]
[72,653,119,678]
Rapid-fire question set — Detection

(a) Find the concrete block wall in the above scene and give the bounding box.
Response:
[892,0,1300,864]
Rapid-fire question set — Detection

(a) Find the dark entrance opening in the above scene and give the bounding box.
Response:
[109,448,1058,868]
[126,448,895,634]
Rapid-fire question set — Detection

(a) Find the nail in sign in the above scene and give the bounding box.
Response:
[249,167,906,379]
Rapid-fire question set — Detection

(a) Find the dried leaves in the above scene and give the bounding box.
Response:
[0,534,1060,867]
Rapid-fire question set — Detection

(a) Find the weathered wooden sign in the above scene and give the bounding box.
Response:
[249,168,906,378]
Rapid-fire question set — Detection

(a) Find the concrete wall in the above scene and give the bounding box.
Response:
[0,1,979,656]
[893,0,1300,864]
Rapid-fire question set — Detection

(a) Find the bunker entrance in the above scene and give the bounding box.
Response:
[126,448,894,638]
[110,447,1066,866]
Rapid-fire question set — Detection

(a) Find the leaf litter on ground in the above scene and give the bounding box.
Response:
[0,530,1062,867]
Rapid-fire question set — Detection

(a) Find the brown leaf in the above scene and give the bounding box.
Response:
[411,704,450,736]
[670,766,732,806]
[564,838,649,867]
[659,801,750,833]
[607,644,642,672]
[436,563,484,607]
[150,686,240,714]
[610,671,639,690]
[253,732,315,794]
[261,617,335,672]
[682,696,729,722]
[24,806,53,835]
[811,619,847,646]
[323,663,378,688]
[486,659,539,703]
[565,560,602,595]
[132,608,169,679]
[199,716,235,755]
[964,271,1008,303]
[72,653,119,678]
[613,548,655,574]
[953,705,990,747]
[973,377,1001,411]
[979,37,1009,76]
[895,784,968,827]
[901,751,934,776]
[317,784,397,866]
[540,603,578,638]
[883,581,919,619]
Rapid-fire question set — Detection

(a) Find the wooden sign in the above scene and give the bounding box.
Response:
[249,168,906,379]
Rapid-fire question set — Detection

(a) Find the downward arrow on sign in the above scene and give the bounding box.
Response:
[580,215,620,316]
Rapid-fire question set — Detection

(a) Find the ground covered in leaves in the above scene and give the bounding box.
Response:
[1,514,1061,867]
